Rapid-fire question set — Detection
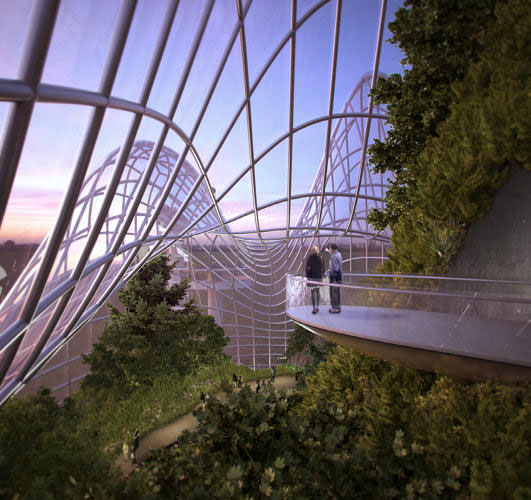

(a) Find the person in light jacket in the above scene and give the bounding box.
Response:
[305,245,324,314]
[327,243,342,313]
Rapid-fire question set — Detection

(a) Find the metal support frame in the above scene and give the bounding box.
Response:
[0,0,397,403]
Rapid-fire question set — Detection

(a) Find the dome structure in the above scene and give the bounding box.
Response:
[0,0,401,402]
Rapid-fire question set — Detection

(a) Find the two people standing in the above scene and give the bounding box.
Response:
[305,244,342,314]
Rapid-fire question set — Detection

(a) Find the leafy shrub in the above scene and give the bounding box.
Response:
[0,389,122,498]
[285,324,335,372]
[301,348,531,498]
[127,353,531,498]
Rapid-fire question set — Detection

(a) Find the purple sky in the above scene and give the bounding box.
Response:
[0,0,404,244]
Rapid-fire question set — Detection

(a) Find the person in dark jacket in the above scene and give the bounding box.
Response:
[305,245,324,314]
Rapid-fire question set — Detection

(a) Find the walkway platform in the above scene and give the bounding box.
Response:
[287,305,531,382]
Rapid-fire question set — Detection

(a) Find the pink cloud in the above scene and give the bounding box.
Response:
[0,188,63,243]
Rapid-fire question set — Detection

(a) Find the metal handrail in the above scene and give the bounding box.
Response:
[342,272,531,286]
[288,274,531,305]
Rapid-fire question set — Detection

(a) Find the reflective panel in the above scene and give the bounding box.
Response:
[297,0,326,21]
[293,1,335,126]
[251,43,290,156]
[1,103,93,246]
[207,112,250,196]
[193,42,246,165]
[0,0,35,79]
[218,170,255,225]
[333,0,379,113]
[172,0,237,136]
[255,140,288,207]
[0,0,401,402]
[244,0,290,84]
[41,0,121,91]
[258,202,287,232]
[111,0,170,103]
[291,121,327,195]
[147,0,208,115]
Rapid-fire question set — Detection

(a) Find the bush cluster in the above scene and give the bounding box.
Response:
[129,348,531,498]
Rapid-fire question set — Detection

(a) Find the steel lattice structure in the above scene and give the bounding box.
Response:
[0,0,395,403]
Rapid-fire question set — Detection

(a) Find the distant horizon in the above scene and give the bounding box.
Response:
[0,239,41,246]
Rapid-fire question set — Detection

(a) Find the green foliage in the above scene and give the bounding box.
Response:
[369,0,531,274]
[78,359,294,453]
[409,377,531,498]
[129,385,375,498]
[368,0,498,231]
[301,348,531,498]
[285,324,335,371]
[81,255,228,396]
[0,255,295,497]
[126,348,531,498]
[129,387,306,498]
[2,349,528,498]
[383,0,531,273]
[0,360,292,498]
[299,345,394,413]
[118,254,188,310]
[0,389,122,498]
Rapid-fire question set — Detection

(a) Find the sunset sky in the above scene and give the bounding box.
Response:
[0,0,403,244]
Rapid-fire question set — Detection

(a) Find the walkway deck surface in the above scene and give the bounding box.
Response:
[287,305,531,380]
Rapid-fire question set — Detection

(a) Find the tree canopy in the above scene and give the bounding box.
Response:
[0,389,121,498]
[367,0,499,233]
[367,0,530,274]
[81,255,228,396]
[129,349,531,498]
